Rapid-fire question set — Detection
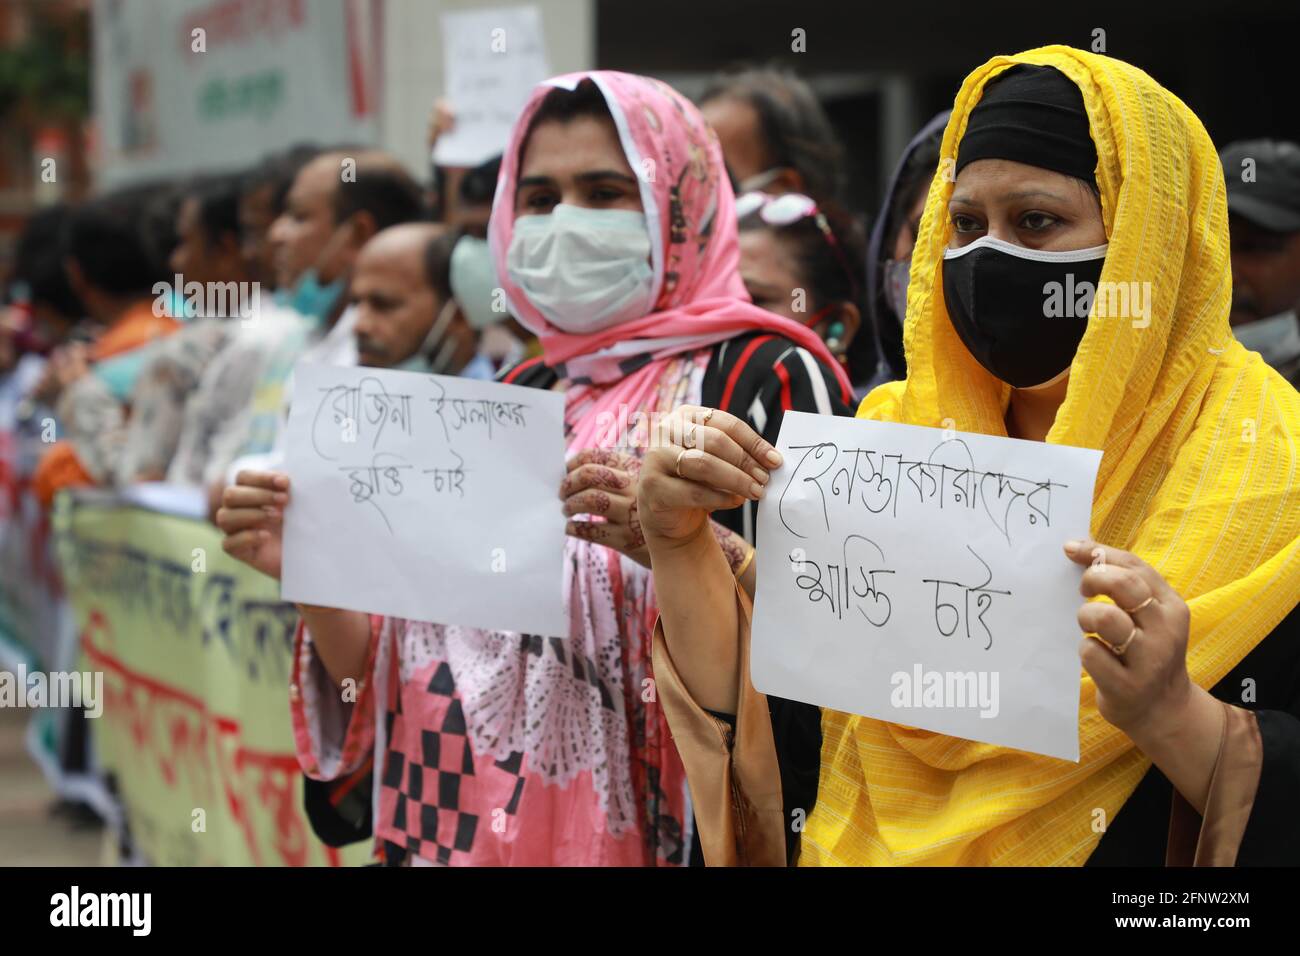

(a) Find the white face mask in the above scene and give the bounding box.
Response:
[1234,309,1300,368]
[506,204,655,333]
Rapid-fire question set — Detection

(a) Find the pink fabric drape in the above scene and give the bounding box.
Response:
[487,70,853,449]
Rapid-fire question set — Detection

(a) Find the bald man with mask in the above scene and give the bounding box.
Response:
[351,223,492,378]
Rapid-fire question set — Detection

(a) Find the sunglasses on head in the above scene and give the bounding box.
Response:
[735,191,860,301]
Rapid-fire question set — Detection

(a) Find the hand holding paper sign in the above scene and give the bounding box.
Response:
[217,469,375,691]
[427,98,456,151]
[750,411,1104,761]
[561,448,651,567]
[1065,537,1223,813]
[432,6,552,168]
[639,404,778,537]
[217,470,289,580]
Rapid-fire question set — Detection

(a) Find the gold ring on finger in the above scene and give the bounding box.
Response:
[1085,632,1115,653]
[674,449,689,478]
[1111,624,1140,656]
[1123,595,1156,615]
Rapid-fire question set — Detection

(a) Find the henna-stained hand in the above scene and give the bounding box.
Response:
[562,448,649,567]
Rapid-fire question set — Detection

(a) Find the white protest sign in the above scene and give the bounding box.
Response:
[751,412,1103,761]
[433,5,551,167]
[281,363,567,636]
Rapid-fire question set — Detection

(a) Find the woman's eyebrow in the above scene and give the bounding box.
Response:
[1002,189,1071,203]
[575,170,640,186]
[949,189,1070,206]
[516,175,556,190]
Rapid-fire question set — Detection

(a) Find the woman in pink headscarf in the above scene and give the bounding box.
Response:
[219,71,851,866]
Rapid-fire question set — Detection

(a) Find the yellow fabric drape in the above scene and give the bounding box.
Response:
[803,46,1300,866]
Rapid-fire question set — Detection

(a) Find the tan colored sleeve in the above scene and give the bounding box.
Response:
[652,579,788,866]
[1166,702,1263,866]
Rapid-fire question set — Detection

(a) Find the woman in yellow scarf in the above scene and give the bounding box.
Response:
[637,46,1300,866]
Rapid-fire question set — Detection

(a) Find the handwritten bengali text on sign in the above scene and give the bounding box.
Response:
[751,413,1103,760]
[281,364,567,636]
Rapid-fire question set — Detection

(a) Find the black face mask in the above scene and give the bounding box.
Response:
[941,236,1107,388]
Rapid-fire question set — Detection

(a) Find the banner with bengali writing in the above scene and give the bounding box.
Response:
[92,0,381,188]
[54,492,372,866]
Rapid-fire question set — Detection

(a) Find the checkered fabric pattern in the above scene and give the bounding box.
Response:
[381,661,526,865]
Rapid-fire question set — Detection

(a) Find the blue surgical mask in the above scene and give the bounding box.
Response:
[274,269,347,326]
[93,346,155,401]
[506,204,655,333]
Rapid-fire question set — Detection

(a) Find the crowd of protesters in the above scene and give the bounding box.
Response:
[2,49,1300,867]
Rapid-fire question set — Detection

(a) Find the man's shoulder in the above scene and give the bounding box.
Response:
[236,302,314,343]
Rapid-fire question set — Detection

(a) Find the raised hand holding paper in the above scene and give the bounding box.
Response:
[751,412,1103,761]
[432,5,552,168]
[281,363,567,636]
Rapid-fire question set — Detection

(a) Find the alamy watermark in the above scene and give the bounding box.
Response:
[890,664,999,719]
[50,886,150,936]
[593,405,702,451]
[152,273,261,324]
[0,666,103,718]
[1044,276,1152,328]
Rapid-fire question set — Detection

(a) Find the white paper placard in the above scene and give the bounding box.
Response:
[751,412,1103,761]
[432,5,551,168]
[281,363,567,636]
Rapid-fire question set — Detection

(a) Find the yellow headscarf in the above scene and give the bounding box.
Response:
[803,46,1300,866]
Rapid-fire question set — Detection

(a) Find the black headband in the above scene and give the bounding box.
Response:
[955,65,1098,186]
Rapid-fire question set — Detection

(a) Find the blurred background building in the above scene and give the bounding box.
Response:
[1,0,1298,271]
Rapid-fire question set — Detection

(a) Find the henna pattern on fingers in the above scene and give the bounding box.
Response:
[567,521,609,542]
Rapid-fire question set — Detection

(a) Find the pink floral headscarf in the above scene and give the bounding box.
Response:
[488,71,853,447]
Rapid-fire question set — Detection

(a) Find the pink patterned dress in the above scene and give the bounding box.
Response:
[289,355,705,865]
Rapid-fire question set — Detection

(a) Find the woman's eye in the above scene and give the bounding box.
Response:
[950,214,983,233]
[591,187,625,203]
[525,193,558,211]
[1019,211,1058,231]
